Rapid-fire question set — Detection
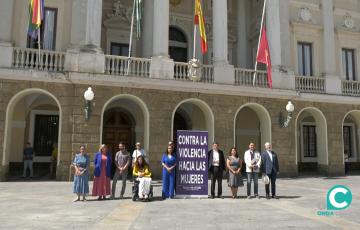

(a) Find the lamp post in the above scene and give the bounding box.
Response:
[279,101,294,128]
[84,87,94,121]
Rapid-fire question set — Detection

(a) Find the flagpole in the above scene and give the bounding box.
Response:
[253,0,267,86]
[193,25,197,59]
[38,27,41,68]
[127,0,136,76]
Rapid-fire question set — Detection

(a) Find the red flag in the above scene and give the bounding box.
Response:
[256,26,272,88]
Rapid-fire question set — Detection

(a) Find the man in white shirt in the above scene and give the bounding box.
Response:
[208,142,225,199]
[244,142,261,199]
[261,142,279,199]
[132,142,148,165]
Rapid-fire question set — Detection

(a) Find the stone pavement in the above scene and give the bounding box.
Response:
[0,176,359,230]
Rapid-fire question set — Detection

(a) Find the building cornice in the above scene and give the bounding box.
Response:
[1,68,360,105]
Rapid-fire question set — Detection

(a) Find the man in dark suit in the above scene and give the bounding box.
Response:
[208,142,225,199]
[261,142,279,199]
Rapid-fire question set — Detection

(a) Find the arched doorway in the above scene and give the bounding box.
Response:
[342,111,360,174]
[234,103,271,154]
[101,95,149,175]
[172,99,214,147]
[3,89,61,180]
[169,26,188,62]
[296,108,328,175]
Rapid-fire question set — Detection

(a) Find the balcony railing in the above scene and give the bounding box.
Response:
[235,68,269,88]
[174,62,189,80]
[105,55,150,77]
[342,80,360,96]
[295,76,326,93]
[12,47,65,72]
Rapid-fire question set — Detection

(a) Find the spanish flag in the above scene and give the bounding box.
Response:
[194,0,207,54]
[28,0,44,39]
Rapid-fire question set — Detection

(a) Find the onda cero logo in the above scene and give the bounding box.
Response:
[317,185,352,216]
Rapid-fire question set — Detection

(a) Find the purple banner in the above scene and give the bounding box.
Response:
[176,130,208,197]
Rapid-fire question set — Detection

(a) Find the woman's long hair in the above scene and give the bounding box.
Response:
[229,146,238,158]
[134,155,148,169]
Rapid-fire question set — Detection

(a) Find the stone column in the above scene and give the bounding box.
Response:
[141,0,154,58]
[322,0,341,95]
[212,0,234,84]
[150,0,174,79]
[0,0,14,68]
[236,0,248,68]
[266,0,295,89]
[65,0,105,73]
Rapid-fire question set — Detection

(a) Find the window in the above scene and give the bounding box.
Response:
[110,42,129,56]
[343,125,353,158]
[169,27,187,62]
[33,114,59,156]
[27,8,57,50]
[342,49,356,81]
[303,125,317,157]
[298,42,313,76]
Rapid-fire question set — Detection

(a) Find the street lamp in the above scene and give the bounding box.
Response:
[84,87,94,121]
[279,101,294,128]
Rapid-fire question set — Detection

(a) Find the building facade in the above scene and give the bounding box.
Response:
[0,0,360,180]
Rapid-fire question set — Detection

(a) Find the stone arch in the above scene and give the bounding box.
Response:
[295,107,328,174]
[171,98,214,145]
[100,94,150,152]
[234,103,272,152]
[2,88,62,179]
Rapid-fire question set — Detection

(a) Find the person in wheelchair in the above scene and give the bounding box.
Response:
[132,155,152,200]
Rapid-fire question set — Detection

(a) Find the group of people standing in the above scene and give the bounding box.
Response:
[72,142,153,201]
[72,140,279,201]
[208,142,279,199]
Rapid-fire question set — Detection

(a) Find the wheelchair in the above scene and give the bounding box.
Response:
[132,178,153,201]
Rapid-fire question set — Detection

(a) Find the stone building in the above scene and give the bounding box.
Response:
[0,0,359,180]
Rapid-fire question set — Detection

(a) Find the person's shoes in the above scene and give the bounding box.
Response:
[217,195,224,199]
[266,195,270,200]
[120,195,124,199]
[97,196,102,200]
[255,195,260,199]
[73,197,80,202]
[110,195,114,200]
[272,195,278,199]
[82,197,87,201]
[247,196,251,199]
[210,195,215,199]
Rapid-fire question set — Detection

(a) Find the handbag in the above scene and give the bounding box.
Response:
[262,174,270,184]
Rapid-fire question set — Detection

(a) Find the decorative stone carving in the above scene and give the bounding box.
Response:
[298,7,312,22]
[343,13,355,29]
[109,0,131,22]
[170,0,181,7]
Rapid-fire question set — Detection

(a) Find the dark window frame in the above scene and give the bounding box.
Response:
[298,42,313,76]
[303,124,317,158]
[342,48,356,81]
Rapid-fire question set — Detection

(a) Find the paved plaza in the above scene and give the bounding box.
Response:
[0,176,359,230]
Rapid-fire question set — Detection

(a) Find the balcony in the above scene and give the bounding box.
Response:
[5,47,360,97]
[295,76,326,94]
[342,80,360,96]
[12,47,65,72]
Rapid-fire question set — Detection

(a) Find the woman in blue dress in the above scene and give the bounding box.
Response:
[73,145,90,201]
[161,145,177,199]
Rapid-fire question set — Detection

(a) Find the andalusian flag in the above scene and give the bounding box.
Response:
[194,0,207,54]
[28,0,44,39]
